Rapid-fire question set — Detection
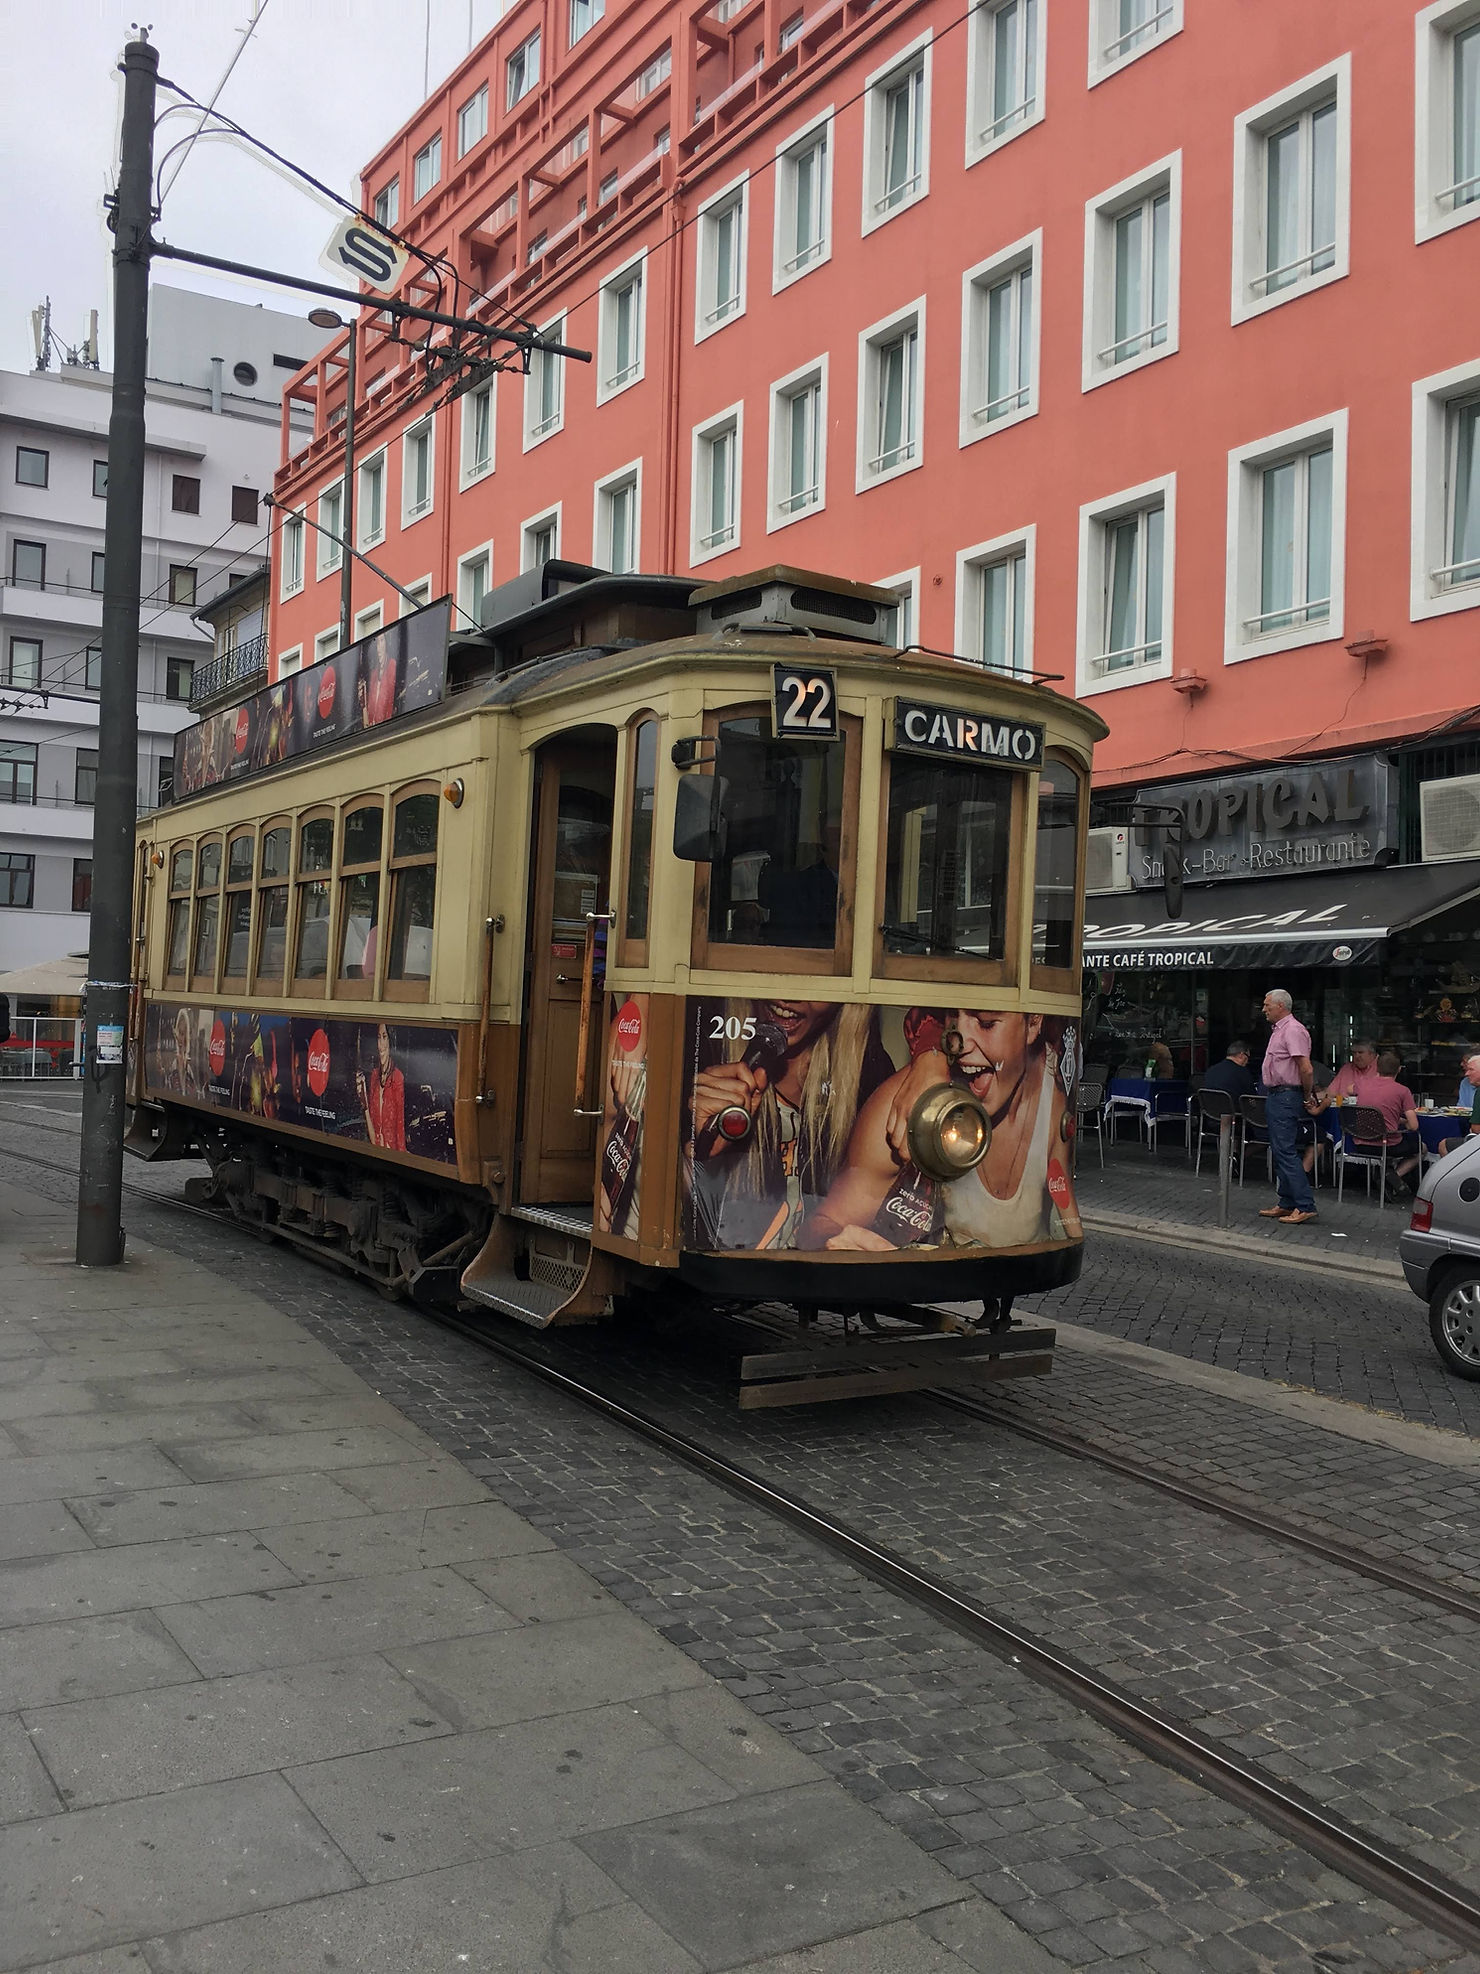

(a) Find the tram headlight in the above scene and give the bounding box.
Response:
[714,1103,753,1143]
[907,1084,991,1180]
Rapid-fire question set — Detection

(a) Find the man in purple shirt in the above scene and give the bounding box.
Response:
[1259,987,1318,1223]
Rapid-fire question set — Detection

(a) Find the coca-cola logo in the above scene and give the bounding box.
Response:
[885,1192,933,1228]
[208,1018,226,1079]
[615,999,643,1052]
[233,707,251,754]
[605,1139,631,1183]
[306,1027,331,1096]
[1046,1161,1071,1208]
[317,666,337,721]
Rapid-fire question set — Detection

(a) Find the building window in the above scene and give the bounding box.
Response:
[968,0,1042,164]
[461,380,495,483]
[1076,476,1175,693]
[957,528,1035,675]
[10,540,44,589]
[166,655,194,700]
[458,545,492,626]
[403,419,435,523]
[277,645,303,678]
[280,509,305,598]
[1411,358,1480,620]
[168,564,197,607]
[0,852,34,906]
[359,451,386,547]
[0,742,38,805]
[72,858,92,913]
[400,578,433,616]
[413,134,442,202]
[862,40,929,232]
[1226,413,1345,662]
[92,460,108,498]
[1232,60,1350,324]
[507,31,541,108]
[774,117,831,289]
[1418,4,1480,242]
[696,180,747,339]
[768,362,825,529]
[595,465,641,573]
[172,474,201,515]
[318,481,344,575]
[157,757,174,806]
[1089,0,1182,86]
[88,549,106,594]
[570,0,605,43]
[85,646,102,691]
[961,232,1039,446]
[15,446,48,488]
[598,257,645,401]
[354,603,384,639]
[858,302,924,489]
[877,570,919,648]
[693,409,741,562]
[458,84,488,156]
[635,47,671,98]
[1083,154,1180,390]
[779,11,805,51]
[231,485,258,525]
[523,509,560,568]
[74,747,98,807]
[6,638,41,687]
[525,316,566,447]
[314,628,340,664]
[373,178,399,229]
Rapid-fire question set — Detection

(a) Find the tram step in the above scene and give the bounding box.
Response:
[507,1203,595,1237]
[459,1268,577,1323]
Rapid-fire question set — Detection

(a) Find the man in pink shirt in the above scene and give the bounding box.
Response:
[1318,1042,1421,1195]
[1259,987,1318,1223]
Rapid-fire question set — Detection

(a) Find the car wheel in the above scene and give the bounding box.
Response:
[1429,1270,1480,1380]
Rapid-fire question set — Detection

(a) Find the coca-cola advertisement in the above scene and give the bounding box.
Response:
[596,994,648,1241]
[681,998,1082,1255]
[143,1002,459,1166]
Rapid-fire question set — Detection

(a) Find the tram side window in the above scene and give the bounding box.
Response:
[882,759,1012,960]
[708,717,843,950]
[1032,757,1082,974]
[623,718,658,947]
[338,804,384,987]
[256,825,291,985]
[387,791,438,984]
[293,816,334,985]
[191,839,222,983]
[222,832,255,978]
[165,845,192,978]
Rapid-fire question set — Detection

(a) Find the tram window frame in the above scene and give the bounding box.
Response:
[291,807,336,996]
[384,781,439,1001]
[164,842,193,984]
[872,749,1026,987]
[690,701,861,977]
[221,827,257,982]
[252,818,293,994]
[189,836,224,991]
[1029,750,1088,991]
[616,712,660,967]
[336,799,386,1000]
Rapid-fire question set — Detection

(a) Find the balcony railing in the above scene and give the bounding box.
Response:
[189,632,268,711]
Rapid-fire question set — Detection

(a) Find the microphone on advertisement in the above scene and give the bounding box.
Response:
[742,1022,787,1080]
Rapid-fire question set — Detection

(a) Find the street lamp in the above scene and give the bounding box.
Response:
[308,306,356,650]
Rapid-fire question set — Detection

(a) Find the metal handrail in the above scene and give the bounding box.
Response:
[1244,598,1330,634]
[979,94,1035,144]
[1103,1,1175,61]
[1098,321,1168,363]
[1250,243,1337,295]
[1090,639,1162,675]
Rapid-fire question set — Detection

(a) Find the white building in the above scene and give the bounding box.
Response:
[0,287,333,970]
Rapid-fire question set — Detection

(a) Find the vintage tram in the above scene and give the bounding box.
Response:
[128,565,1105,1403]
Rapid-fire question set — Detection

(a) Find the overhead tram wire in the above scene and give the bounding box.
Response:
[156,0,274,206]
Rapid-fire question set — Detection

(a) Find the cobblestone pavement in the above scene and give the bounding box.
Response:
[9,1132,1480,1973]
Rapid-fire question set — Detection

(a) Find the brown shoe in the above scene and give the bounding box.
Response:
[1279,1208,1318,1224]
[1258,1206,1287,1218]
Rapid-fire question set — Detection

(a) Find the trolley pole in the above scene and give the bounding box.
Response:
[76,33,158,1267]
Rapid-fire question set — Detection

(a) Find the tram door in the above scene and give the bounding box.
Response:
[518,735,616,1203]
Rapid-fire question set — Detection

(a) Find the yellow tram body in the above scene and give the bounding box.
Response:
[130,567,1106,1402]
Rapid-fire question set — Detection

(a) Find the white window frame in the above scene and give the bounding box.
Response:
[521,504,563,569]
[1225,410,1347,664]
[695,174,749,343]
[966,0,1045,168]
[955,525,1037,675]
[1411,354,1480,621]
[458,85,488,157]
[373,180,399,230]
[1231,57,1351,326]
[314,627,341,664]
[399,576,434,617]
[1417,1,1480,242]
[596,251,646,404]
[279,507,306,601]
[507,31,541,109]
[960,228,1041,448]
[357,448,387,550]
[1082,152,1181,393]
[691,404,744,566]
[767,356,828,533]
[1076,473,1176,696]
[861,34,932,236]
[524,314,567,450]
[1088,0,1183,88]
[316,479,344,578]
[570,0,605,45]
[877,568,920,649]
[277,645,303,679]
[353,603,384,639]
[402,417,436,527]
[460,378,496,487]
[412,134,442,203]
[456,541,493,629]
[594,460,643,573]
[772,109,833,293]
[857,297,926,493]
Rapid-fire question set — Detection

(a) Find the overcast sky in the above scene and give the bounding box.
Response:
[0,0,508,375]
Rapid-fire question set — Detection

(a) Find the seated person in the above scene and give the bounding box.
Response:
[1199,1041,1254,1103]
[1322,1049,1419,1196]
[1146,1039,1175,1081]
[1319,1038,1382,1107]
[1440,1051,1480,1156]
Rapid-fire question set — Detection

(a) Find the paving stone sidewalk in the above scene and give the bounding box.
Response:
[0,1180,1049,1974]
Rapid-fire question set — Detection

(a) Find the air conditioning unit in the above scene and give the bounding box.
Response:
[1085,825,1132,894]
[1420,773,1480,862]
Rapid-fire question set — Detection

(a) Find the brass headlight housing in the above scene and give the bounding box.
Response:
[907,1083,991,1180]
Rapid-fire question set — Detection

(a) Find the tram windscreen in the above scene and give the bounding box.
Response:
[882,758,1012,959]
[708,716,844,949]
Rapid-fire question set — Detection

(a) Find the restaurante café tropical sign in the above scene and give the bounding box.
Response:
[1131,755,1396,887]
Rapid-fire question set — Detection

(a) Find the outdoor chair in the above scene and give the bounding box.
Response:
[1192,1088,1238,1178]
[1074,1080,1106,1173]
[1335,1104,1392,1208]
[1148,1083,1191,1156]
[1236,1094,1271,1187]
[1103,1089,1154,1149]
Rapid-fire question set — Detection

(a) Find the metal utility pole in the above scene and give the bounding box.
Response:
[339,322,357,648]
[77,33,158,1267]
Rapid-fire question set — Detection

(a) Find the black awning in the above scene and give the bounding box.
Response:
[1083,859,1480,971]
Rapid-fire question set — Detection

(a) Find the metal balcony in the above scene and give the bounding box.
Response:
[188,631,268,711]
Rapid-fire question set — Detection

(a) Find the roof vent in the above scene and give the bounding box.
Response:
[691,566,894,644]
[478,559,606,632]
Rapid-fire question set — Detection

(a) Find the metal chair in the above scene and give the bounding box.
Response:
[1074,1080,1106,1172]
[1335,1104,1392,1208]
[1237,1094,1270,1187]
[1148,1083,1191,1156]
[1193,1088,1237,1177]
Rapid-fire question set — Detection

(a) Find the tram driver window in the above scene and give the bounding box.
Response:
[222,833,255,978]
[255,825,291,987]
[337,804,384,991]
[882,759,1012,961]
[1032,756,1082,976]
[191,839,222,985]
[165,845,192,980]
[293,816,334,986]
[387,791,438,990]
[707,716,844,951]
[622,717,658,954]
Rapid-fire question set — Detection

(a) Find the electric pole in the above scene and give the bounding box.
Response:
[77,33,158,1266]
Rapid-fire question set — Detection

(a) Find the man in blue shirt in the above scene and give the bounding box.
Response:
[1200,1041,1254,1102]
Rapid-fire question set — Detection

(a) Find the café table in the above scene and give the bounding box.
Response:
[1418,1109,1472,1158]
[1105,1077,1190,1150]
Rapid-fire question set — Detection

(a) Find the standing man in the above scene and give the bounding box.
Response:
[1259,987,1318,1225]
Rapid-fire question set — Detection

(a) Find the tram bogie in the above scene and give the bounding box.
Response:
[129,563,1106,1404]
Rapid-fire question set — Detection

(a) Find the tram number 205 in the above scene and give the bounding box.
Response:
[709,1013,759,1042]
[772,663,838,739]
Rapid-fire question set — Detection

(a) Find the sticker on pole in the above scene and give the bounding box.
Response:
[96,1023,124,1066]
[319,216,409,295]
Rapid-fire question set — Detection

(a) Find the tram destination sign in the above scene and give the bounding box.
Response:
[1132,754,1396,888]
[889,698,1044,769]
